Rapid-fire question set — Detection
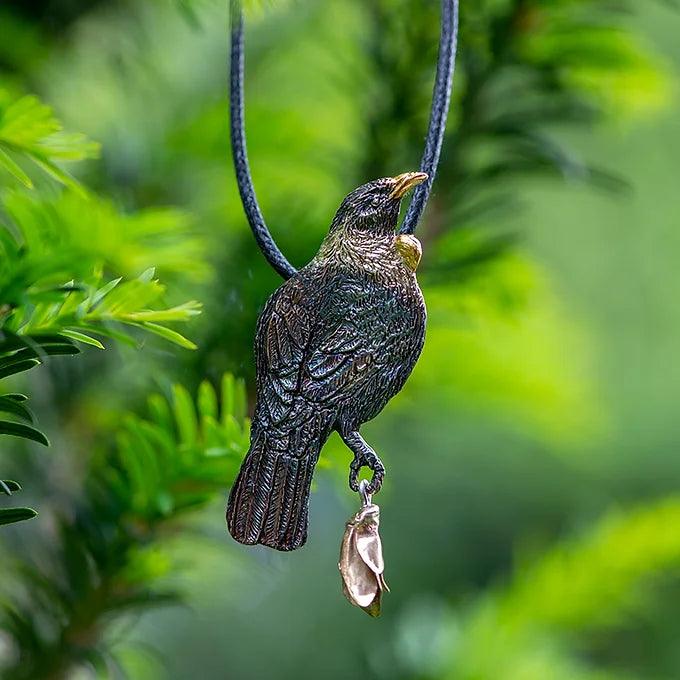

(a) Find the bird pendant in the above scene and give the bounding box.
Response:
[227,172,428,551]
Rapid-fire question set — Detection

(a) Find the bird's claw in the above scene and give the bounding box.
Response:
[349,453,385,496]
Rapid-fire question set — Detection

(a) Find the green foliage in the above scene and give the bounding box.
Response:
[0,88,99,193]
[343,0,671,444]
[0,1,678,678]
[0,480,36,526]
[516,2,670,119]
[361,0,670,249]
[0,331,79,523]
[2,190,209,284]
[3,268,201,350]
[405,251,601,442]
[113,374,249,518]
[0,88,202,527]
[0,374,249,679]
[396,498,680,680]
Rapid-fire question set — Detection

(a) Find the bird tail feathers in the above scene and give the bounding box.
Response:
[226,430,318,551]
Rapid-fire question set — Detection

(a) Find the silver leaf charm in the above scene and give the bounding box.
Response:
[338,482,389,617]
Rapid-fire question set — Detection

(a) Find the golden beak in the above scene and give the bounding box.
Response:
[390,171,428,199]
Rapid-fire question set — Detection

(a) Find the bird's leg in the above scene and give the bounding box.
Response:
[341,430,385,495]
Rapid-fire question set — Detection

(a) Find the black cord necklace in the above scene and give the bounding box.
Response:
[229,0,459,278]
[227,0,459,616]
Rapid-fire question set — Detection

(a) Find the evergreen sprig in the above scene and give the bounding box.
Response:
[0,88,202,526]
[3,267,201,351]
[0,88,99,193]
[0,374,249,679]
[2,190,208,286]
[0,2,675,677]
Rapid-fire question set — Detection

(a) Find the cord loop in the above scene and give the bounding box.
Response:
[229,0,459,277]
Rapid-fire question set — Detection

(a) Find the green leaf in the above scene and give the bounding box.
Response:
[0,94,58,142]
[29,156,88,198]
[0,147,33,187]
[0,91,99,191]
[147,393,174,433]
[0,420,49,446]
[120,300,202,322]
[138,267,156,283]
[4,344,79,362]
[172,384,198,446]
[0,396,33,422]
[136,322,197,350]
[221,374,236,426]
[75,324,139,348]
[59,329,105,350]
[39,131,99,160]
[0,358,40,379]
[198,381,218,420]
[0,480,21,495]
[234,378,247,422]
[0,507,37,526]
[0,333,67,354]
[90,277,122,307]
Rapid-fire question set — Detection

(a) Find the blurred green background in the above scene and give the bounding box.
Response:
[1,0,680,678]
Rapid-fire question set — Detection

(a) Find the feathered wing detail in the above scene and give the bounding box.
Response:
[227,274,336,551]
[227,267,426,551]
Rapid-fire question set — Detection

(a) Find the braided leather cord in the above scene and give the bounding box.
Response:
[229,3,296,279]
[399,0,458,235]
[229,0,459,277]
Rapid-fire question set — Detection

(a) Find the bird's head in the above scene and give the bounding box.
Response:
[329,172,428,237]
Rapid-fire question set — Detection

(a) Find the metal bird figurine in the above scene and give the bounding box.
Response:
[226,172,428,551]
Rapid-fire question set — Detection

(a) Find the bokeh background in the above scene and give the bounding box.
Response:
[1,0,680,678]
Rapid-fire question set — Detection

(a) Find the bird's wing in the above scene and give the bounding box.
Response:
[254,271,416,429]
[253,275,314,428]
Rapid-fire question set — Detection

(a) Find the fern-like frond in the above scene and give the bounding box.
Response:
[0,88,99,192]
[2,268,200,350]
[2,190,208,284]
[0,374,249,679]
[0,85,205,528]
[110,374,249,518]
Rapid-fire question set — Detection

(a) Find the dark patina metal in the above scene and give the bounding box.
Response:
[226,172,427,552]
